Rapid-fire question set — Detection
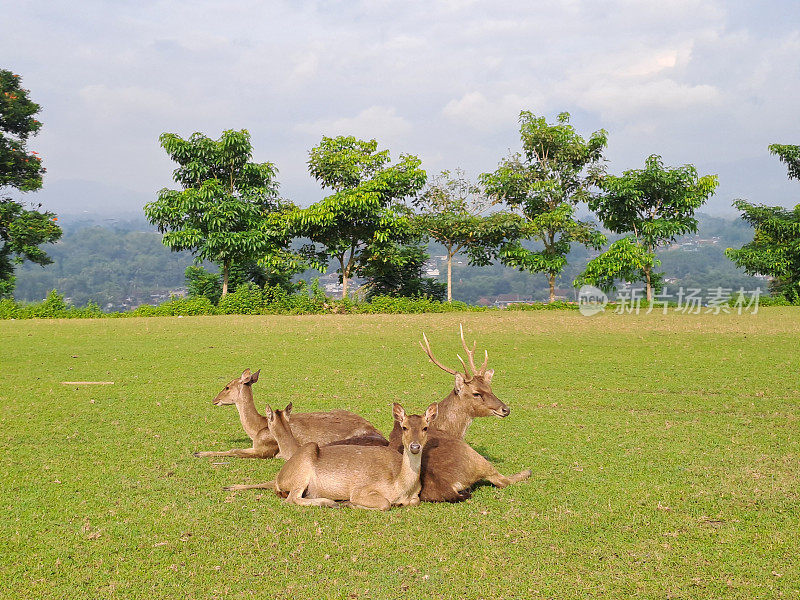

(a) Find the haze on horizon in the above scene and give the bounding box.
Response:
[3,0,799,217]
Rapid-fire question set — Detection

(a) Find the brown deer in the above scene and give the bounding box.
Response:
[227,402,437,510]
[332,326,510,447]
[193,369,386,459]
[411,327,529,501]
[420,325,510,439]
[387,417,531,503]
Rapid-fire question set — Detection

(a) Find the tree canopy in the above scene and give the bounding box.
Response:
[726,144,800,302]
[296,136,427,298]
[585,154,718,299]
[481,111,607,301]
[0,69,61,298]
[144,129,295,295]
[414,169,521,301]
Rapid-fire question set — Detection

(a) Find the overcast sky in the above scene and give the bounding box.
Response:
[4,0,799,216]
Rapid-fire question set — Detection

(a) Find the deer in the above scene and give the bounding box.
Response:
[226,402,438,510]
[193,369,386,459]
[410,327,530,501]
[321,328,529,502]
[416,325,510,438]
[329,325,511,447]
[386,417,531,503]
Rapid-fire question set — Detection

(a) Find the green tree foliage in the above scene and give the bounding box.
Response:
[769,143,800,180]
[0,200,62,298]
[0,70,61,298]
[296,136,427,298]
[726,144,800,302]
[13,223,195,307]
[482,111,607,302]
[144,129,295,296]
[586,155,718,299]
[185,260,301,304]
[359,237,446,301]
[414,169,521,301]
[1,70,45,191]
[574,237,656,293]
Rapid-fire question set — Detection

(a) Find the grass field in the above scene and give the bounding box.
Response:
[1,309,798,599]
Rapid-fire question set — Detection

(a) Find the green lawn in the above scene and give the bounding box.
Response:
[1,310,798,599]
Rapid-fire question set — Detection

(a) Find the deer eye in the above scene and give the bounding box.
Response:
[401,426,408,431]
[225,386,229,390]
[473,393,481,398]
[422,427,428,432]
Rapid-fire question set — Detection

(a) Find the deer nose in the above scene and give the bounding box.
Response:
[500,406,510,417]
[409,442,421,454]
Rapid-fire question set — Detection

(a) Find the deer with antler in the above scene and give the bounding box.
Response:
[419,324,510,439]
[324,326,529,502]
[395,325,530,502]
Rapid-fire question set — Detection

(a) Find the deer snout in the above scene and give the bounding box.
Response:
[495,405,510,417]
[409,442,422,454]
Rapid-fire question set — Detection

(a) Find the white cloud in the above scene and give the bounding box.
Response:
[295,106,412,142]
[78,84,179,120]
[1,0,798,211]
[442,92,542,131]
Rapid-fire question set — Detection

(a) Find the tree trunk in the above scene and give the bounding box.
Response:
[222,262,230,297]
[339,256,348,300]
[447,252,453,302]
[645,267,652,302]
[548,274,555,303]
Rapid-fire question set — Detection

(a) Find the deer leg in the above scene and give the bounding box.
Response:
[486,468,532,488]
[194,436,279,459]
[223,480,275,491]
[284,487,338,508]
[193,447,274,459]
[348,488,392,511]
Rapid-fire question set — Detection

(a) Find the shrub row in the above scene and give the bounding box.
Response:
[1,284,488,319]
[4,286,792,320]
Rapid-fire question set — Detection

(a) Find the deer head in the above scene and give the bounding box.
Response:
[392,402,437,455]
[419,325,510,419]
[264,402,292,428]
[212,368,261,405]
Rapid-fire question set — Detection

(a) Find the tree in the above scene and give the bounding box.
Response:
[414,169,521,301]
[769,143,800,180]
[0,70,61,298]
[481,111,607,302]
[144,129,295,296]
[573,236,656,294]
[359,236,446,301]
[296,136,427,298]
[726,144,800,302]
[586,154,718,300]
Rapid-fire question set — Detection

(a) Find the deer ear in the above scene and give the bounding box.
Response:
[265,405,274,421]
[250,369,260,384]
[392,403,406,423]
[240,368,252,383]
[483,369,494,383]
[284,402,293,416]
[425,403,439,423]
[454,372,466,394]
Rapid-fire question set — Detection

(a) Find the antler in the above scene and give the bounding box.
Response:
[420,332,460,376]
[459,324,488,376]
